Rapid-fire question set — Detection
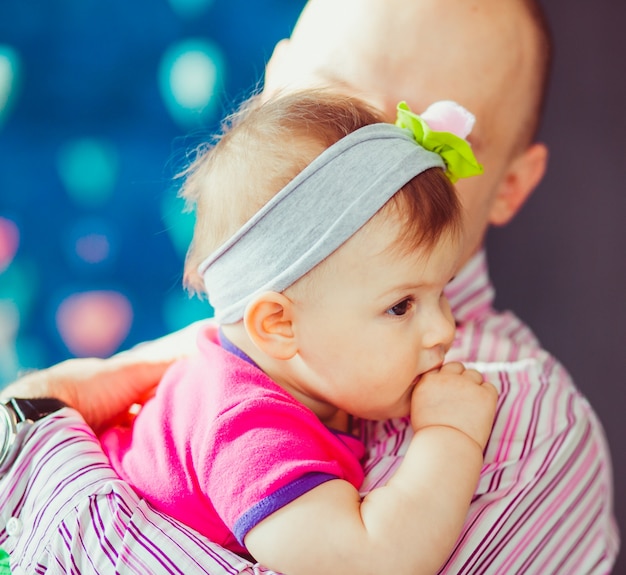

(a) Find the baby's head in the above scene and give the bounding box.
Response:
[181,89,461,308]
[179,89,479,421]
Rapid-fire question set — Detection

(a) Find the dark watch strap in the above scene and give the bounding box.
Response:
[8,398,68,423]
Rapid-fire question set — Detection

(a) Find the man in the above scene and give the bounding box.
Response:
[0,0,619,572]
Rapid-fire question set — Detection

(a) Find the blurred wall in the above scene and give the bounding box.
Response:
[0,0,623,569]
[488,1,625,570]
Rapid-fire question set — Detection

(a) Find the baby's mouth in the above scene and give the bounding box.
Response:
[414,362,444,384]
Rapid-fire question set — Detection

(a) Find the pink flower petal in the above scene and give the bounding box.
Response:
[421,100,476,139]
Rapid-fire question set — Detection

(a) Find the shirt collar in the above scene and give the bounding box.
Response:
[217,328,259,367]
[444,249,495,324]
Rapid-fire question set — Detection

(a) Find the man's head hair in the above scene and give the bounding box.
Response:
[179,89,461,295]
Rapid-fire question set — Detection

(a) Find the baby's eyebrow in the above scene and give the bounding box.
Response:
[383,282,428,296]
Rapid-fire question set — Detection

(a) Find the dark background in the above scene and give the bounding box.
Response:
[0,0,623,570]
[489,2,625,571]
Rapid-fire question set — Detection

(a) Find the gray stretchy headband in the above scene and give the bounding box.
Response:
[198,122,445,324]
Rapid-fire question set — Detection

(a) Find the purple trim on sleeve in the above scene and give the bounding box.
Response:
[232,472,337,545]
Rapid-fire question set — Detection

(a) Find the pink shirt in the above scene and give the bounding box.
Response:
[100,331,364,555]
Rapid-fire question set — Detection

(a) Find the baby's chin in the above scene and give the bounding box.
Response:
[368,401,413,422]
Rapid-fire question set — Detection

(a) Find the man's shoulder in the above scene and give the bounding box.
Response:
[443,311,618,573]
[449,307,602,443]
[451,306,556,369]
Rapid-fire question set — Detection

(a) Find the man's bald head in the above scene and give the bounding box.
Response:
[263,0,552,266]
[267,0,551,152]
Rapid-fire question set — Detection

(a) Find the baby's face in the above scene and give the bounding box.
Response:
[285,216,461,422]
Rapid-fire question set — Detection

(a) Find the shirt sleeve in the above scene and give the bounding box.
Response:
[0,409,284,574]
[203,395,364,546]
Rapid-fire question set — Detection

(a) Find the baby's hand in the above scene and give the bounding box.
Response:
[410,362,498,451]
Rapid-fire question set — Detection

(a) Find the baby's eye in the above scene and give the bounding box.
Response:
[386,298,413,316]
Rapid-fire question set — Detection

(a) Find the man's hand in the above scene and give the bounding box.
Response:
[1,319,210,432]
[0,356,169,432]
[410,361,498,451]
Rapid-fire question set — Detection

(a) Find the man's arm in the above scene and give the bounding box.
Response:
[0,407,280,574]
[0,319,210,432]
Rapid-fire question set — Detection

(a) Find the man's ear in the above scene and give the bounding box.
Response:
[489,142,549,227]
[244,291,297,360]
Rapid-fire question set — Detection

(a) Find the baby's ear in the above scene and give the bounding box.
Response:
[244,292,297,360]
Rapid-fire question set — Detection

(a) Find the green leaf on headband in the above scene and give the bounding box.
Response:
[395,101,483,183]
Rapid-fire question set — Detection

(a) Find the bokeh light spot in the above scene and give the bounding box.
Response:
[0,216,19,273]
[64,218,117,268]
[0,260,38,322]
[161,192,194,259]
[163,290,212,333]
[0,300,19,343]
[168,0,214,18]
[159,39,225,128]
[57,138,119,207]
[75,233,110,263]
[0,300,20,386]
[55,290,133,357]
[0,45,20,128]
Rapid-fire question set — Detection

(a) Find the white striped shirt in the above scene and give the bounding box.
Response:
[0,251,619,573]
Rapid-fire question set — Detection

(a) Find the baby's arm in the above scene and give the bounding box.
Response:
[245,362,497,575]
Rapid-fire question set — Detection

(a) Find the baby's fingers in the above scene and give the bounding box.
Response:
[462,368,484,385]
[440,362,484,385]
[438,361,465,375]
[479,379,499,401]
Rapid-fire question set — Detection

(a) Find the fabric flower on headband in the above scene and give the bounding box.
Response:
[395,100,483,183]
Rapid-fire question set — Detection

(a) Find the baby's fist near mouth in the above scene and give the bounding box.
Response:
[409,362,498,451]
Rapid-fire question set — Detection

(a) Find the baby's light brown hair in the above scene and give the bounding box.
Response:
[179,89,462,295]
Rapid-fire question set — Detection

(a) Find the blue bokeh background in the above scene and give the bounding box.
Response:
[0,0,307,379]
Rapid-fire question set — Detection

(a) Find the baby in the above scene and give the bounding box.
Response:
[99,89,498,575]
